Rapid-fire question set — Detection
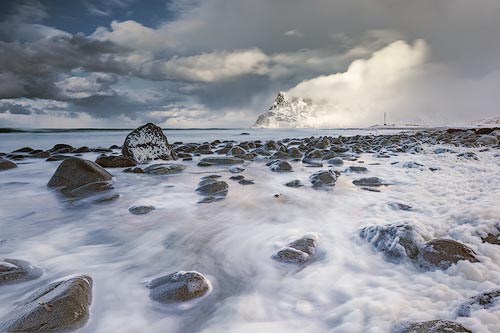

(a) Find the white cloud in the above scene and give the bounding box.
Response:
[287,39,500,127]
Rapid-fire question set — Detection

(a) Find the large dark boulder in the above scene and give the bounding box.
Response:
[148,271,210,303]
[272,233,319,264]
[0,259,42,285]
[457,289,500,317]
[359,224,424,263]
[95,156,137,168]
[47,157,112,194]
[416,239,479,271]
[0,157,17,171]
[0,275,93,332]
[122,123,176,163]
[397,320,471,333]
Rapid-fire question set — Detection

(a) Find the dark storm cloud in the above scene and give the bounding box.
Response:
[1,0,500,126]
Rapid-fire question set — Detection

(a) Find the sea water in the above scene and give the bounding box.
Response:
[0,128,499,333]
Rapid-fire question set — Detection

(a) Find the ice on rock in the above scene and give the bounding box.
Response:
[122,123,176,164]
[359,224,424,263]
[457,289,500,317]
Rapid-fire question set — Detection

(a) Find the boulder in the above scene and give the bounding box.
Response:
[47,158,112,194]
[388,202,413,211]
[353,177,387,187]
[416,239,479,271]
[148,271,210,303]
[0,259,42,285]
[346,166,367,173]
[477,135,499,146]
[272,233,319,264]
[327,157,344,166]
[129,205,156,215]
[268,160,293,172]
[122,123,176,163]
[143,163,186,175]
[457,289,500,317]
[0,157,17,171]
[95,156,137,168]
[197,157,244,166]
[0,275,92,333]
[285,180,304,188]
[359,224,424,263]
[397,320,471,333]
[310,170,337,187]
[196,179,228,197]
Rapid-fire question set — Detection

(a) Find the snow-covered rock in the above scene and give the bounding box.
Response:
[252,92,318,128]
[122,123,176,164]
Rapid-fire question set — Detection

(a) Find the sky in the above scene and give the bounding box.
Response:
[0,0,499,128]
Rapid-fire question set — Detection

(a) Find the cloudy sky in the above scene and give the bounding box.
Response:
[0,0,499,128]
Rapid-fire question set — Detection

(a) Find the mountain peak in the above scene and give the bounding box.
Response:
[252,92,318,128]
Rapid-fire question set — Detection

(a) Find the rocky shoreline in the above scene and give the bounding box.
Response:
[1,123,500,332]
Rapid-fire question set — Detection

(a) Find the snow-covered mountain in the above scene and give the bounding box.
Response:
[252,92,318,128]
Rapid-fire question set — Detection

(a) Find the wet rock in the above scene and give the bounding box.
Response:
[12,147,33,153]
[0,275,93,333]
[129,205,156,215]
[457,152,478,161]
[197,196,223,203]
[359,224,424,263]
[477,135,499,146]
[148,271,210,303]
[229,166,245,173]
[287,147,303,158]
[238,179,254,185]
[144,163,186,175]
[229,175,245,181]
[457,289,500,317]
[433,148,457,154]
[198,157,244,166]
[352,177,387,187]
[271,151,290,159]
[402,161,424,169]
[122,123,176,163]
[240,132,250,135]
[201,174,221,180]
[310,170,337,187]
[272,233,319,264]
[388,202,413,211]
[95,156,137,168]
[396,320,471,333]
[346,166,367,173]
[301,158,323,167]
[268,160,293,172]
[68,181,113,196]
[46,155,71,162]
[0,157,17,171]
[47,158,112,194]
[285,180,304,188]
[0,259,42,285]
[305,149,323,159]
[49,144,75,153]
[196,179,228,196]
[31,151,51,158]
[482,228,500,245]
[327,157,344,165]
[72,146,91,154]
[123,166,145,173]
[416,239,479,271]
[227,146,247,156]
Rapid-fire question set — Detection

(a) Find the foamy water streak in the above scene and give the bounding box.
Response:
[0,131,499,333]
